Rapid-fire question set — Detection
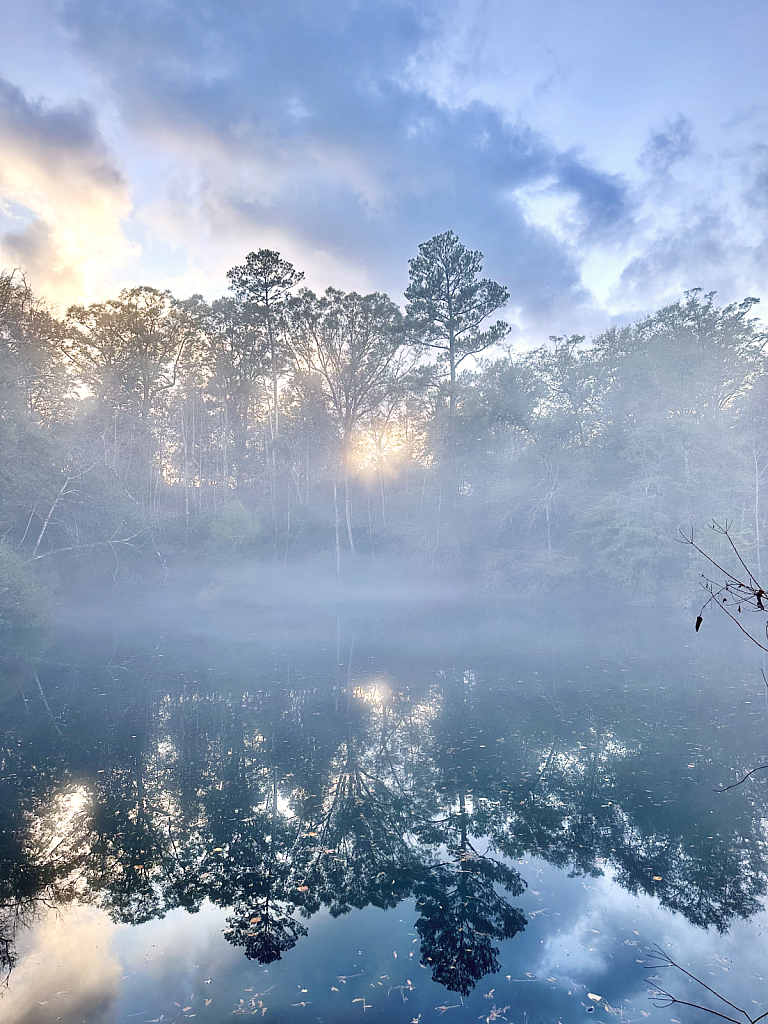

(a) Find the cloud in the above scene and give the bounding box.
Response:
[1,905,123,1024]
[0,0,762,336]
[0,76,133,306]
[617,205,768,314]
[52,0,643,331]
[639,115,695,174]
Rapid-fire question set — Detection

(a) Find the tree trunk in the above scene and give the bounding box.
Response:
[754,442,762,580]
[342,431,355,554]
[379,447,387,528]
[448,333,456,420]
[33,476,72,557]
[344,475,356,554]
[333,481,341,574]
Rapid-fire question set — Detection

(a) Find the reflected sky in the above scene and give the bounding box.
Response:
[7,865,768,1023]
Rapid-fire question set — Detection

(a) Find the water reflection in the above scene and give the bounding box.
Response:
[1,632,767,997]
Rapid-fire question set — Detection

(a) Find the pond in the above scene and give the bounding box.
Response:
[1,593,767,1023]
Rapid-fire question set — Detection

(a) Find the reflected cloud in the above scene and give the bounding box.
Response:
[1,906,122,1024]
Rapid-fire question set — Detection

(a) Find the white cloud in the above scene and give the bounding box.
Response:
[1,906,123,1024]
[0,78,134,306]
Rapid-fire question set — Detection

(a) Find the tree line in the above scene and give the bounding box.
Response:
[2,230,767,620]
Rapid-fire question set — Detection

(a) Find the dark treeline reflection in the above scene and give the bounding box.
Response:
[1,635,766,995]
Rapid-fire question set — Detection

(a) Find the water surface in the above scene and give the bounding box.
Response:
[2,600,767,1022]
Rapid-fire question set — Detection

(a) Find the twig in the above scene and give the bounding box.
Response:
[34,672,63,739]
[645,944,763,1022]
[714,764,768,792]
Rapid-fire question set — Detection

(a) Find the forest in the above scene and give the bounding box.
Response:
[2,229,767,628]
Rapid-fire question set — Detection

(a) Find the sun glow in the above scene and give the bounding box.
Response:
[352,678,390,704]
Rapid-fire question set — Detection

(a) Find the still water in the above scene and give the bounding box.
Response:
[1,594,768,1023]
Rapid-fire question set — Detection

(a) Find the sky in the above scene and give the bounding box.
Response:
[0,0,766,342]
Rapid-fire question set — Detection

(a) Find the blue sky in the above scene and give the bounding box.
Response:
[0,0,766,341]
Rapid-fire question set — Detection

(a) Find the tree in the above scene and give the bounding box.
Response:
[0,269,67,421]
[226,250,304,440]
[287,287,409,561]
[205,296,269,484]
[593,290,767,429]
[65,286,201,426]
[414,847,526,995]
[405,231,510,419]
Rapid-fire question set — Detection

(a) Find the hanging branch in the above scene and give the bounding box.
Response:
[645,945,768,1023]
[682,524,768,791]
[679,521,768,652]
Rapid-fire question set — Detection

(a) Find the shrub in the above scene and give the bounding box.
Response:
[207,500,261,552]
[0,543,47,629]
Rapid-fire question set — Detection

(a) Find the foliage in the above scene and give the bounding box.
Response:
[405,230,510,394]
[0,542,46,630]
[1,241,767,602]
[206,500,261,552]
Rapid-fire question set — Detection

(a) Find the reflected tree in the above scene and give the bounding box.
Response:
[1,642,768,992]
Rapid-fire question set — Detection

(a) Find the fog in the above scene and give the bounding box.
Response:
[3,223,768,1023]
[3,6,768,1019]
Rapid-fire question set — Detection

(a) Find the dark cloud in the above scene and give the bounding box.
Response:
[618,207,739,304]
[0,77,123,188]
[2,217,54,271]
[639,114,695,174]
[554,153,633,239]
